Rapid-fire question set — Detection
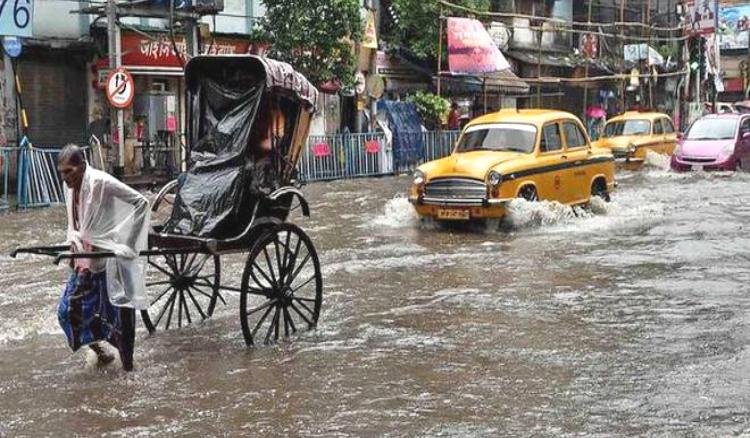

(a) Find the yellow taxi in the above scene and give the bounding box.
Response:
[408,109,616,221]
[591,111,677,165]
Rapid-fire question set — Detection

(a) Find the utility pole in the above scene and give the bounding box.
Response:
[106,0,125,178]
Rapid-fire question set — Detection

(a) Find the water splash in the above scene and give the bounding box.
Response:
[643,151,672,171]
[505,198,593,229]
[370,196,420,228]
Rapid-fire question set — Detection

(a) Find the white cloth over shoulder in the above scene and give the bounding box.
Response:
[66,166,150,309]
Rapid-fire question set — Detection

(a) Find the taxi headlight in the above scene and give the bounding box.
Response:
[413,169,425,186]
[674,143,682,157]
[627,143,637,154]
[488,171,502,187]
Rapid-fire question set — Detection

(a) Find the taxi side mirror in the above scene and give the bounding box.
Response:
[676,132,684,140]
[742,131,750,141]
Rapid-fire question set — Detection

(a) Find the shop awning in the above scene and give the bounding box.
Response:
[434,69,530,95]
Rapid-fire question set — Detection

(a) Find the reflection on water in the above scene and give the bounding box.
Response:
[1,168,750,436]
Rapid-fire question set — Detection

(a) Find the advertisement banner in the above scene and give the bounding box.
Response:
[719,4,750,49]
[447,17,510,74]
[362,10,378,49]
[686,0,718,34]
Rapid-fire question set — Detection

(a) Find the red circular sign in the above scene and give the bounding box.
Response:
[106,67,135,109]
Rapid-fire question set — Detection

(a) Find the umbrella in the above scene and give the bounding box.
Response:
[586,105,607,118]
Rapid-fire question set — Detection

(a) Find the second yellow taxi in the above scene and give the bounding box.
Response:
[409,109,616,222]
[591,111,677,166]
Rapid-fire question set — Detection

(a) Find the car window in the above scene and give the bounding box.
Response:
[740,118,750,135]
[562,122,587,149]
[540,123,563,152]
[603,119,651,137]
[653,119,664,135]
[662,118,675,133]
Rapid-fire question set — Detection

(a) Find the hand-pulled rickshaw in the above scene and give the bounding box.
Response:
[11,55,323,346]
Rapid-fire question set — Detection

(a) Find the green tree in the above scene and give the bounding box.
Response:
[261,0,363,88]
[388,0,490,61]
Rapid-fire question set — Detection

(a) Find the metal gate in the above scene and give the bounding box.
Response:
[0,147,12,210]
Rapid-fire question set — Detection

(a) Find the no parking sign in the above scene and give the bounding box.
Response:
[106,67,135,109]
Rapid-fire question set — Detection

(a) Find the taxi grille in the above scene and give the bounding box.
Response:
[424,178,487,199]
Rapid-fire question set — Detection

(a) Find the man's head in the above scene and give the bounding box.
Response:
[451,102,459,110]
[57,144,86,190]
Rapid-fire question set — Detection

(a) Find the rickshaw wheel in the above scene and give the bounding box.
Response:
[141,253,223,334]
[240,223,322,346]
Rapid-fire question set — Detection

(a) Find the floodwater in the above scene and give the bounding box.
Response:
[1,157,749,436]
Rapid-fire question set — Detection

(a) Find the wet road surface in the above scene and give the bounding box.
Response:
[1,160,749,436]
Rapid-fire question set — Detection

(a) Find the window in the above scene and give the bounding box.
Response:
[686,118,737,140]
[455,123,538,153]
[653,119,664,135]
[662,118,675,133]
[603,120,651,137]
[563,122,587,149]
[540,123,562,152]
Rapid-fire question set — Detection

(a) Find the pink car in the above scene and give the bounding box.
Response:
[671,114,750,171]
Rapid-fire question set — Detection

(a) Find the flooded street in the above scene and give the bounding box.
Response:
[1,163,750,436]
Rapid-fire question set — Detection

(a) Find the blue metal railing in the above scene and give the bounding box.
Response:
[0,146,13,210]
[298,130,460,183]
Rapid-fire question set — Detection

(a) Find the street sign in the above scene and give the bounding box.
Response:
[366,74,384,99]
[106,67,135,109]
[0,0,33,37]
[2,36,21,57]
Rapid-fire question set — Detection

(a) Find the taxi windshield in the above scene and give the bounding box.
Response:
[455,123,537,153]
[686,118,738,140]
[603,120,651,137]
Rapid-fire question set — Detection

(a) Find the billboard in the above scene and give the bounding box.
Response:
[687,0,718,34]
[719,3,750,49]
[447,17,510,75]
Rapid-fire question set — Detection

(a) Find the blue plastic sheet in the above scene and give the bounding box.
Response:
[377,101,424,169]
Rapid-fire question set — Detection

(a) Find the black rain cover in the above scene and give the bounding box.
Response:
[164,71,264,238]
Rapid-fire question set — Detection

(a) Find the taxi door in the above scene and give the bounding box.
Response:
[661,117,678,155]
[537,122,566,201]
[560,120,591,204]
[650,118,665,155]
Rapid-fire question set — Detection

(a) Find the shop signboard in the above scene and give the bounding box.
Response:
[447,17,510,74]
[121,32,250,68]
[0,0,33,37]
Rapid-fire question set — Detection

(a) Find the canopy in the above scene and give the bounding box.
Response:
[185,55,319,111]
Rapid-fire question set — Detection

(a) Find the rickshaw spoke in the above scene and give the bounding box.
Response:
[185,287,207,320]
[284,306,297,337]
[284,237,303,285]
[247,298,277,316]
[264,306,280,344]
[280,230,291,282]
[181,290,192,326]
[189,254,211,277]
[274,236,284,282]
[273,305,280,342]
[178,253,187,272]
[188,284,214,300]
[293,297,315,317]
[251,301,276,339]
[146,280,172,288]
[282,307,290,338]
[154,290,177,327]
[161,292,178,330]
[262,246,278,285]
[176,290,183,328]
[290,275,316,295]
[148,259,174,278]
[289,301,312,326]
[252,261,275,288]
[286,252,311,287]
[151,285,175,307]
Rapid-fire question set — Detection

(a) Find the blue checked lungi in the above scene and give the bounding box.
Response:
[57,269,135,367]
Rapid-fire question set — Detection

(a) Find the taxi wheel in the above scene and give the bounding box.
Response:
[591,179,610,202]
[518,185,538,202]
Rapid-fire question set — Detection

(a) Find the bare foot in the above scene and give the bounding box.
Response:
[89,343,116,367]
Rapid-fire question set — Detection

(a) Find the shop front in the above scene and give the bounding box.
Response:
[91,31,250,180]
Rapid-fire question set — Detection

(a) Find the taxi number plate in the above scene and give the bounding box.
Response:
[437,208,470,220]
[691,165,703,171]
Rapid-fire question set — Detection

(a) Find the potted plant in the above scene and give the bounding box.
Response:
[407,90,450,130]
